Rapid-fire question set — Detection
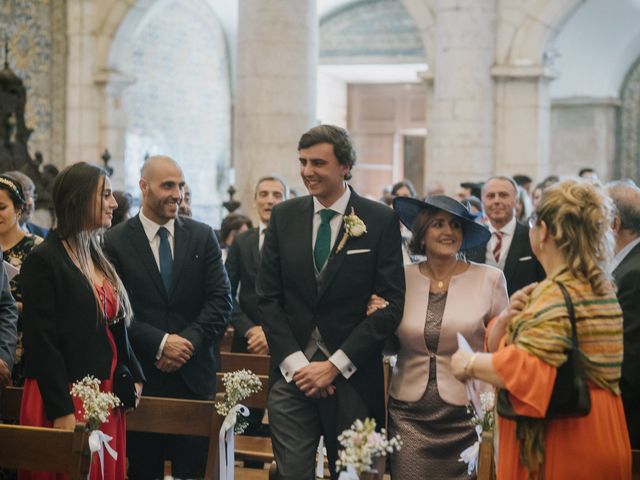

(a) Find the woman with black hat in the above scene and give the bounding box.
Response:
[376,195,509,479]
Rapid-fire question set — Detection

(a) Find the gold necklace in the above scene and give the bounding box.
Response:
[423,261,458,289]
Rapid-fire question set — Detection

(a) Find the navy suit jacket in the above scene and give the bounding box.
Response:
[104,215,232,397]
[467,221,545,297]
[225,227,262,352]
[257,189,405,425]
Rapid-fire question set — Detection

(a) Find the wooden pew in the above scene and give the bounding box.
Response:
[632,449,640,480]
[0,423,91,479]
[127,395,223,480]
[221,352,270,375]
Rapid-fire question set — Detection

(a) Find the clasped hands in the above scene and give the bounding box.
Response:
[155,334,194,372]
[294,361,339,398]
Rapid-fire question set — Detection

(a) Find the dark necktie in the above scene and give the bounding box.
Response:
[493,231,504,263]
[314,209,337,271]
[157,227,173,292]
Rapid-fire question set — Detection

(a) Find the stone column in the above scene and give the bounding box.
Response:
[426,0,496,193]
[234,0,317,215]
[66,0,102,167]
[493,65,556,181]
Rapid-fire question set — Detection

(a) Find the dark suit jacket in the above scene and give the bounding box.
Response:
[104,215,232,398]
[225,228,261,352]
[21,230,144,420]
[257,189,405,425]
[467,222,545,297]
[612,241,640,427]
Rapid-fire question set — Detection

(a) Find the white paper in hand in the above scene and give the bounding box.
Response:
[457,332,483,416]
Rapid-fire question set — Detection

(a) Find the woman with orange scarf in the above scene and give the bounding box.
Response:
[452,180,631,479]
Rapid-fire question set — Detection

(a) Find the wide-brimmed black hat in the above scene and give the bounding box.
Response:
[393,195,490,251]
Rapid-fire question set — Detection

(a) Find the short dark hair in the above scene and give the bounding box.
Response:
[220,213,253,246]
[579,168,595,177]
[254,175,289,199]
[391,180,416,198]
[408,207,439,255]
[297,125,356,180]
[112,191,133,227]
[513,174,532,186]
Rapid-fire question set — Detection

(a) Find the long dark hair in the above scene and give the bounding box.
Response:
[53,162,132,323]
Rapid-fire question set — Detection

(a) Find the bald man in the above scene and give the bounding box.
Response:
[104,156,232,479]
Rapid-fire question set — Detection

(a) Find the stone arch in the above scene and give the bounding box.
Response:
[499,0,584,66]
[398,0,435,68]
[615,54,640,182]
[95,0,231,226]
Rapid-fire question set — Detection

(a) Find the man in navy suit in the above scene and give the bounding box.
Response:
[467,175,544,296]
[607,180,640,448]
[257,125,405,479]
[104,155,232,479]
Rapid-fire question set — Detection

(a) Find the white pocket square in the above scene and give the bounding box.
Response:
[346,249,371,255]
[519,256,532,261]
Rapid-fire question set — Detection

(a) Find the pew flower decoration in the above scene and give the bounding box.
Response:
[459,391,495,476]
[336,418,401,478]
[70,375,121,431]
[336,208,367,253]
[215,369,262,434]
[71,375,121,478]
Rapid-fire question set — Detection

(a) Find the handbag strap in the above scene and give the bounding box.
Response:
[554,281,579,348]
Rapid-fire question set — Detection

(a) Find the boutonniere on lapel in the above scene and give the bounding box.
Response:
[336,207,367,254]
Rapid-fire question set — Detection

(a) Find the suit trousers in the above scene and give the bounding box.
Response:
[268,366,372,480]
[127,371,213,479]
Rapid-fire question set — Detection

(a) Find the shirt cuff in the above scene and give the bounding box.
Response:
[156,333,169,360]
[279,351,309,383]
[329,349,357,379]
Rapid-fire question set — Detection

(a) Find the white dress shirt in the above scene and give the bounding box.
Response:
[138,208,176,359]
[485,216,517,270]
[279,186,357,383]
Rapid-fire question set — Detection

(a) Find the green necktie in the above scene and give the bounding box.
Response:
[314,209,337,270]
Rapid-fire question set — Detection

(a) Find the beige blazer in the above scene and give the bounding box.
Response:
[389,262,508,405]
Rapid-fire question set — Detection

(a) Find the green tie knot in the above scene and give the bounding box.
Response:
[315,209,338,270]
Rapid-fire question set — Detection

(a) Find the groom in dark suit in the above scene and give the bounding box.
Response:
[607,180,640,448]
[467,175,545,296]
[257,125,405,480]
[104,155,232,479]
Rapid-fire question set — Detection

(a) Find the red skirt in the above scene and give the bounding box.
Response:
[19,284,126,480]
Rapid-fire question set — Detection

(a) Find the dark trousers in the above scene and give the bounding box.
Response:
[268,372,372,480]
[127,372,213,480]
[622,390,640,449]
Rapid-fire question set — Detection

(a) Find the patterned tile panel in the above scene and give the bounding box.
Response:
[617,55,640,183]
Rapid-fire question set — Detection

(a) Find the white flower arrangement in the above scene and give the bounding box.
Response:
[215,369,262,434]
[70,375,121,431]
[336,418,401,476]
[336,207,367,253]
[459,391,495,476]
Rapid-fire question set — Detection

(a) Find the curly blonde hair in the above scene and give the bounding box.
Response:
[534,179,615,295]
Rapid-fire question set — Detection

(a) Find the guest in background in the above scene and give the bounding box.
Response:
[19,162,144,480]
[515,185,533,223]
[0,175,43,385]
[4,171,48,238]
[579,167,599,183]
[111,190,133,227]
[375,195,508,479]
[391,180,418,264]
[391,180,417,199]
[179,183,192,217]
[467,175,545,296]
[0,264,16,388]
[452,180,631,479]
[607,180,640,449]
[219,212,252,262]
[513,174,533,195]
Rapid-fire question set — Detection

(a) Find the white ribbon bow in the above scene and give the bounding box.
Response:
[338,465,359,480]
[458,424,482,476]
[218,404,249,480]
[88,429,118,479]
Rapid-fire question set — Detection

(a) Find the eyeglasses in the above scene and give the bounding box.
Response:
[528,213,538,229]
